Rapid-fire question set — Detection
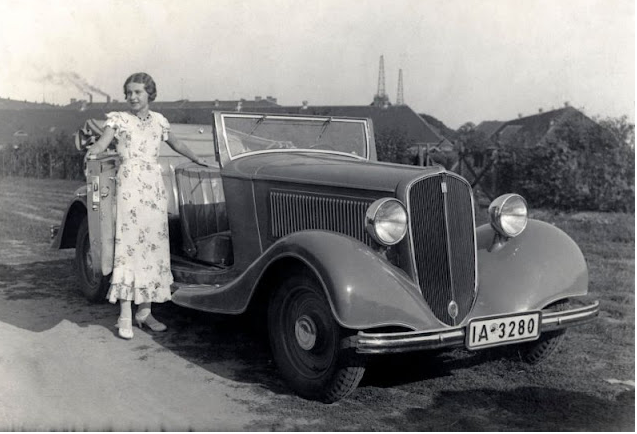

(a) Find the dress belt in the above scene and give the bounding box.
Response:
[120,157,158,165]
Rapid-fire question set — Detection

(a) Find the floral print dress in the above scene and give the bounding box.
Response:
[105,111,173,304]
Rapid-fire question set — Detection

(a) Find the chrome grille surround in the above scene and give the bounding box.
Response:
[270,190,374,245]
[406,172,477,326]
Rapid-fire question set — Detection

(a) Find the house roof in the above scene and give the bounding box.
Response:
[0,109,88,145]
[0,101,451,150]
[419,113,457,140]
[491,107,580,144]
[62,98,279,111]
[475,120,505,138]
[0,97,57,110]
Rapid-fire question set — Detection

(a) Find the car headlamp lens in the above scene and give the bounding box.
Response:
[366,198,408,246]
[489,194,528,238]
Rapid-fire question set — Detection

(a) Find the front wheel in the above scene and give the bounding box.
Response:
[267,272,365,402]
[516,300,569,364]
[75,217,110,303]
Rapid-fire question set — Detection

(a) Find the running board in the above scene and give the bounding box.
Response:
[170,278,246,314]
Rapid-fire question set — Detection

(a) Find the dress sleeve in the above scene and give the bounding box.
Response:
[103,112,122,133]
[158,114,170,141]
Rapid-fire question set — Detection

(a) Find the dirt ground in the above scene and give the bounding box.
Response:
[0,177,633,431]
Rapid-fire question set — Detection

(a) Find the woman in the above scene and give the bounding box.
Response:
[86,72,210,339]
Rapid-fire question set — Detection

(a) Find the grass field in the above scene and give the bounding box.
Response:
[0,176,634,430]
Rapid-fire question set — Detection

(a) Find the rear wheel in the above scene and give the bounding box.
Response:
[267,272,365,402]
[516,300,569,364]
[75,217,110,303]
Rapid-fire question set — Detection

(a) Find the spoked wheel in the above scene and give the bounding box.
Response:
[268,272,365,403]
[516,299,569,364]
[75,217,110,303]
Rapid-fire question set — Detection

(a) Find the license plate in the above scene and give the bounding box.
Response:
[466,312,541,350]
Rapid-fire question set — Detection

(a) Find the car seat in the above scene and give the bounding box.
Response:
[174,163,233,266]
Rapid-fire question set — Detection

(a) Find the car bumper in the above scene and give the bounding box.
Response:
[351,301,600,354]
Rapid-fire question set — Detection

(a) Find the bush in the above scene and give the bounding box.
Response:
[0,131,84,180]
[495,114,635,212]
[376,127,411,163]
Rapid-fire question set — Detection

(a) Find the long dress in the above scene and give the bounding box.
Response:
[104,111,173,304]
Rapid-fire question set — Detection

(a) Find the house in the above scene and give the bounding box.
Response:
[482,107,597,148]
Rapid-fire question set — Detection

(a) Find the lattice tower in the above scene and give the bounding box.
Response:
[377,55,386,98]
[396,69,404,105]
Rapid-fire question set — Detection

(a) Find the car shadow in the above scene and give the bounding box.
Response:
[1,257,632,424]
[379,386,635,431]
[0,258,489,399]
[361,346,516,388]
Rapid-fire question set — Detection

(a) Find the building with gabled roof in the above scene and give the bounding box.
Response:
[475,120,505,139]
[487,107,594,147]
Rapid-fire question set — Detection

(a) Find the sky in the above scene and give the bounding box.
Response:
[0,0,634,128]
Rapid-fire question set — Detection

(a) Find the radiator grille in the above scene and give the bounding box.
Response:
[408,174,476,326]
[270,191,373,245]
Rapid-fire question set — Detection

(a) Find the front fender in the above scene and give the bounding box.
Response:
[471,219,589,318]
[172,230,443,330]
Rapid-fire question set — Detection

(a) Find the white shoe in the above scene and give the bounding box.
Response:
[116,317,134,340]
[135,312,167,332]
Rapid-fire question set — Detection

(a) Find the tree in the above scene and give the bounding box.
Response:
[495,113,635,212]
[595,115,635,150]
[455,122,493,167]
[376,128,410,163]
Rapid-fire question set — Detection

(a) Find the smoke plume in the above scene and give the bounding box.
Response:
[42,71,110,99]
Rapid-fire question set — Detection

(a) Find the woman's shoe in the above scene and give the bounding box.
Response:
[116,317,134,340]
[135,312,167,332]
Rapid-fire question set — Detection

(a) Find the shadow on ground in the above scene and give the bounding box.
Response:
[1,259,634,431]
[380,386,635,431]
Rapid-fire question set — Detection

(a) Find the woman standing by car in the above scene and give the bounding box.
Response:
[86,72,210,339]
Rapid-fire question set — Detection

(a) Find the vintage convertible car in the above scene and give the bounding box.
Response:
[52,111,599,402]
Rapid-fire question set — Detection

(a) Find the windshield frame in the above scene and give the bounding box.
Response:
[214,112,372,165]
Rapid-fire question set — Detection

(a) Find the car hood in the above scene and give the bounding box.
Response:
[223,152,444,193]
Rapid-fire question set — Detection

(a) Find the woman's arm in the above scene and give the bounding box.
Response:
[86,127,115,158]
[165,131,213,166]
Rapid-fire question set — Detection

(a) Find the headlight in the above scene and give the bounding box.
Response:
[488,194,528,238]
[366,198,408,246]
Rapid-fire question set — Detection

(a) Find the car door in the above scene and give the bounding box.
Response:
[86,153,119,276]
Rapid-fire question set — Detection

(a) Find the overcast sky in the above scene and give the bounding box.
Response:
[0,0,633,128]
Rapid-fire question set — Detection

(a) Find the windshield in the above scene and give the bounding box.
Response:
[221,114,369,159]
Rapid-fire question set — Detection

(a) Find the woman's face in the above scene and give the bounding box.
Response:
[125,82,149,114]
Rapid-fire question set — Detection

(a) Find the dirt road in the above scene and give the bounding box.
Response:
[0,178,633,431]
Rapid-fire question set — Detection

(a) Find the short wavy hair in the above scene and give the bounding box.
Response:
[123,72,157,102]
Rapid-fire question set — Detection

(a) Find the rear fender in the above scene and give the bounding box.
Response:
[172,230,443,330]
[472,219,589,317]
[51,192,87,250]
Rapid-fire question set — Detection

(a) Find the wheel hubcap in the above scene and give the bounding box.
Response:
[295,314,317,350]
